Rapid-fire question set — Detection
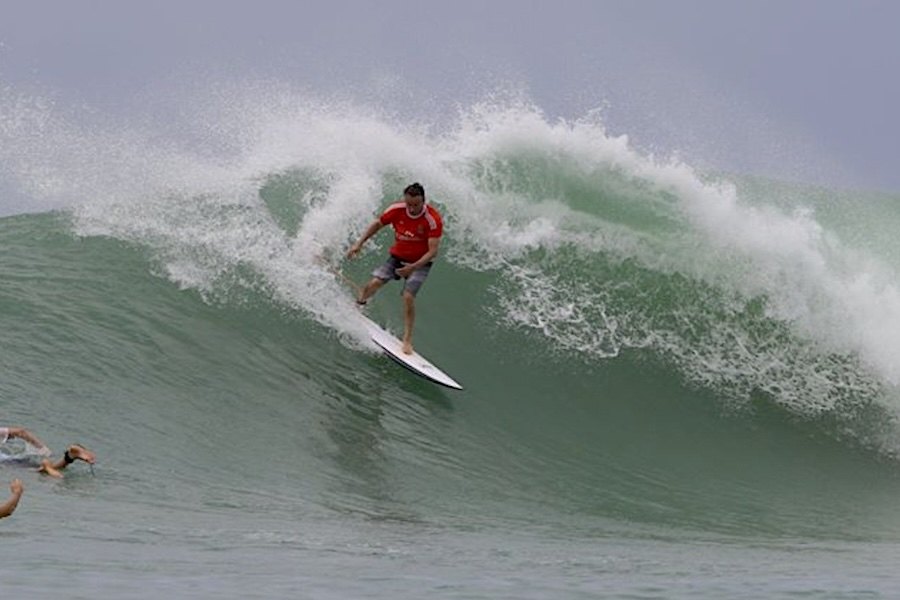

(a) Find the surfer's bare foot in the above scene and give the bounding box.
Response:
[402,340,413,355]
[38,459,63,478]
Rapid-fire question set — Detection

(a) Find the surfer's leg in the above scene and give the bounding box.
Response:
[358,277,387,304]
[361,257,402,304]
[398,262,431,354]
[401,289,415,355]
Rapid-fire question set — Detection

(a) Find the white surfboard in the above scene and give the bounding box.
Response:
[360,315,463,390]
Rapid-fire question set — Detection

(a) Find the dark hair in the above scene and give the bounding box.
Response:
[403,182,425,198]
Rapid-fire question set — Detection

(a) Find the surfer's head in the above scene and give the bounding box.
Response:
[403,182,426,216]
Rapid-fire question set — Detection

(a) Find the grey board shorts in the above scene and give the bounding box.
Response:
[373,255,433,296]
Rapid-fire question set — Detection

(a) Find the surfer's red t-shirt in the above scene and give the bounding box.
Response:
[379,202,443,262]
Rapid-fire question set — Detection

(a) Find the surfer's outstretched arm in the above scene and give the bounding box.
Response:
[38,444,96,478]
[0,479,23,519]
[346,219,386,259]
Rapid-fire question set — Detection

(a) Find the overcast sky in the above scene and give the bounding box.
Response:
[1,0,898,191]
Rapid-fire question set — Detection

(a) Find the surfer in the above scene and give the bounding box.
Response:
[346,182,443,355]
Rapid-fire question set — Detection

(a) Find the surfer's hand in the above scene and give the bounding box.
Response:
[346,243,361,259]
[9,479,22,496]
[396,264,415,278]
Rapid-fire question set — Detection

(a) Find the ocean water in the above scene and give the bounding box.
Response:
[2,92,900,598]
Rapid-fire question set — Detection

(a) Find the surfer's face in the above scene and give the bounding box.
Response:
[404,193,425,216]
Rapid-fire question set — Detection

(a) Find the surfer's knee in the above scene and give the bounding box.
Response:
[361,278,385,298]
